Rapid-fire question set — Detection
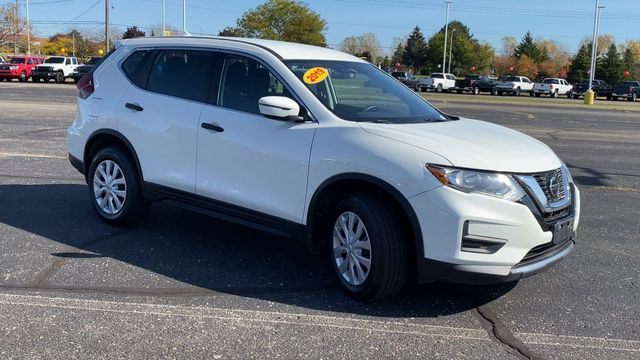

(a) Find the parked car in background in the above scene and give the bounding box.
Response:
[417,73,456,92]
[611,81,639,102]
[572,79,612,99]
[453,75,497,95]
[390,71,419,90]
[32,56,80,83]
[71,56,102,84]
[533,78,573,98]
[0,55,45,82]
[494,75,534,96]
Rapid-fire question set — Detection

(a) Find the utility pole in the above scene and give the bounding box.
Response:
[105,0,110,51]
[585,0,605,104]
[162,0,166,35]
[448,28,455,74]
[72,32,76,57]
[442,1,452,74]
[182,0,186,34]
[26,0,31,55]
[14,0,19,54]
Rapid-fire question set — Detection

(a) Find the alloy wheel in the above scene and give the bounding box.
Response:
[332,211,372,286]
[93,160,127,215]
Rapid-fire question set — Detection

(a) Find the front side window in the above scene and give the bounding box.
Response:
[9,58,25,64]
[286,60,447,123]
[147,51,217,103]
[218,55,290,114]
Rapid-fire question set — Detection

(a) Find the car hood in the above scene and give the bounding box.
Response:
[358,118,561,173]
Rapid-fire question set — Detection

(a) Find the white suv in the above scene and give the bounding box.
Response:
[68,37,580,301]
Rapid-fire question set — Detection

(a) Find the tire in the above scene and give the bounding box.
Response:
[534,93,541,97]
[573,94,579,100]
[497,90,503,96]
[328,193,407,302]
[515,87,521,96]
[630,93,637,102]
[472,87,479,95]
[54,72,64,84]
[529,91,534,97]
[31,76,40,83]
[87,146,150,226]
[491,88,497,96]
[612,96,617,101]
[419,86,426,93]
[456,89,463,94]
[567,91,573,99]
[551,90,558,98]
[436,84,443,93]
[606,94,612,101]
[18,71,27,82]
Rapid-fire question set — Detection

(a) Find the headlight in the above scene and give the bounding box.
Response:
[427,164,525,201]
[9,66,18,70]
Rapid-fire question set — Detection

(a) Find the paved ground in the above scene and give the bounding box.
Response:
[0,82,638,359]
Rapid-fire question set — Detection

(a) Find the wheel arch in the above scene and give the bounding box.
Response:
[84,129,143,187]
[306,173,424,271]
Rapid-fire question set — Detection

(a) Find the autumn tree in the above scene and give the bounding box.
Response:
[515,55,539,79]
[0,3,30,52]
[222,0,327,46]
[122,26,146,39]
[340,33,382,62]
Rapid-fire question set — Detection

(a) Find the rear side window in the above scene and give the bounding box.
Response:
[121,50,153,88]
[147,51,218,103]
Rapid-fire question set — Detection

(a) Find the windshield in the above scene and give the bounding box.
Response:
[9,58,25,64]
[44,57,64,64]
[285,60,448,123]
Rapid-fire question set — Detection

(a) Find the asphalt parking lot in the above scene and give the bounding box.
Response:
[0,82,638,359]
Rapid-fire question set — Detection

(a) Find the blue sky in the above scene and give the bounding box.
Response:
[15,0,640,54]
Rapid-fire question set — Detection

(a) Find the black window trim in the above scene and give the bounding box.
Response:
[117,45,316,122]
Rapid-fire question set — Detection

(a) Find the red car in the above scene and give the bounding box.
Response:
[0,55,45,82]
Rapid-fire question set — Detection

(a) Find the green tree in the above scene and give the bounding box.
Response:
[424,21,493,76]
[622,47,636,79]
[391,42,405,67]
[514,31,543,63]
[568,43,591,83]
[122,26,146,39]
[224,0,327,46]
[402,26,428,71]
[602,43,623,84]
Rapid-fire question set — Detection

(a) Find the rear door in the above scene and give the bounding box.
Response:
[196,53,317,223]
[118,49,219,193]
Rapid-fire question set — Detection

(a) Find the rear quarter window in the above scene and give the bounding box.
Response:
[121,50,154,88]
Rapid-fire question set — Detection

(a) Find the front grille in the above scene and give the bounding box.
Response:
[533,168,565,202]
[37,66,53,72]
[0,65,9,70]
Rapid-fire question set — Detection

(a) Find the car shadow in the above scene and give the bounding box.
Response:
[0,183,514,317]
[566,163,610,187]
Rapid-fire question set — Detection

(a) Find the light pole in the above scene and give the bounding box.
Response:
[182,0,186,34]
[105,0,110,51]
[26,0,30,55]
[162,0,166,35]
[442,1,452,74]
[585,0,604,104]
[448,28,455,74]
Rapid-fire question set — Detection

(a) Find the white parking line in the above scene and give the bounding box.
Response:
[0,293,638,352]
[0,152,66,159]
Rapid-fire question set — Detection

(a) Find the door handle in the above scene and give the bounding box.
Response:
[125,103,144,112]
[201,122,224,132]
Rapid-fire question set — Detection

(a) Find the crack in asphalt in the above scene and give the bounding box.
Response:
[0,127,67,141]
[31,229,132,287]
[475,304,542,360]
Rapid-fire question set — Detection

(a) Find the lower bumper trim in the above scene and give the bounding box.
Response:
[68,153,84,175]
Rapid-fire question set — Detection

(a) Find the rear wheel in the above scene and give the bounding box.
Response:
[329,193,407,302]
[497,90,503,96]
[472,87,479,95]
[436,84,443,93]
[551,90,558,98]
[88,147,150,226]
[515,87,521,96]
[630,93,637,102]
[31,76,40,83]
[612,96,618,101]
[573,94,580,99]
[456,89,463,94]
[54,72,64,84]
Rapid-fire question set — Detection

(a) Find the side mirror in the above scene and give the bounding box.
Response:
[259,96,302,121]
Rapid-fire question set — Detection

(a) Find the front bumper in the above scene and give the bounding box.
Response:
[32,71,57,79]
[533,89,552,94]
[410,182,580,284]
[0,70,20,78]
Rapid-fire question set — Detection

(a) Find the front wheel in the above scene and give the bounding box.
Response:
[18,71,27,82]
[32,76,40,83]
[630,93,637,102]
[329,193,407,302]
[88,147,149,226]
[54,72,64,84]
[472,87,479,95]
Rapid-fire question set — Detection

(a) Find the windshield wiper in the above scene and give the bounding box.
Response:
[357,119,390,124]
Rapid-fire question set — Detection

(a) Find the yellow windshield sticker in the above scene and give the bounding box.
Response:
[303,67,329,84]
